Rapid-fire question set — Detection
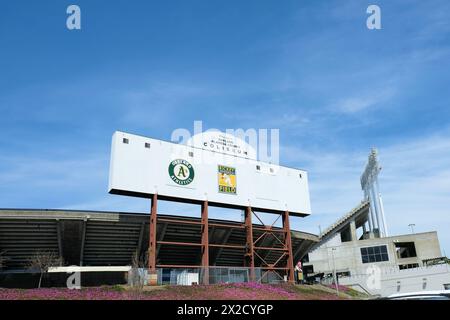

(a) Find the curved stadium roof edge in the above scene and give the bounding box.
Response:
[0,209,319,271]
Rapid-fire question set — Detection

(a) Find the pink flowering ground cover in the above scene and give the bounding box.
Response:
[0,282,354,300]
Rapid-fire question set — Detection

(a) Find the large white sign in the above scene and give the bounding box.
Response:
[108,131,311,216]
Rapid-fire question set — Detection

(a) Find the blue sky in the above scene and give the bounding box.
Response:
[1,1,450,254]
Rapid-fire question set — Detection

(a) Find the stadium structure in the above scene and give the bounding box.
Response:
[0,131,315,287]
[302,150,450,296]
[0,208,318,287]
[0,132,448,295]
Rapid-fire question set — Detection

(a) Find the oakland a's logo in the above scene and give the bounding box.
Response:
[168,159,195,185]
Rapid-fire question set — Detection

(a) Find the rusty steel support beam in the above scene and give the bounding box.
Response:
[282,210,295,283]
[254,246,288,251]
[201,201,209,285]
[260,236,277,264]
[245,206,255,282]
[209,243,244,249]
[268,231,286,247]
[158,241,202,247]
[253,226,285,233]
[252,210,266,226]
[272,252,288,268]
[253,231,269,246]
[209,222,245,229]
[253,250,267,266]
[270,214,282,228]
[258,269,285,283]
[148,193,158,273]
[157,218,203,225]
[256,227,277,267]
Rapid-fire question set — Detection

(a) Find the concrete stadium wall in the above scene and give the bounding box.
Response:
[338,264,450,297]
[307,231,442,274]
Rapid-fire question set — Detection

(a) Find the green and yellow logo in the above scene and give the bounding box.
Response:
[218,165,237,194]
[168,159,195,185]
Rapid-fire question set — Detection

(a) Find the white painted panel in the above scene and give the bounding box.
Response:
[108,131,311,216]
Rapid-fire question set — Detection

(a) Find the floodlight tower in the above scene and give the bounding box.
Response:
[360,148,389,238]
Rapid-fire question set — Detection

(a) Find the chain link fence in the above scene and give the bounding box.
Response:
[129,267,289,286]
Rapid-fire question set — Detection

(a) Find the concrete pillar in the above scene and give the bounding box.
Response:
[370,185,382,237]
[368,188,378,236]
[350,220,357,242]
[367,210,373,233]
[375,178,389,237]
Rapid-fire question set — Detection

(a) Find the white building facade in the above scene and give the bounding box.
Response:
[303,202,450,296]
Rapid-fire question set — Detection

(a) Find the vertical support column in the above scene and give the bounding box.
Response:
[350,219,357,242]
[148,193,158,275]
[56,219,64,266]
[378,195,389,237]
[368,187,378,237]
[79,219,87,266]
[245,206,255,282]
[375,178,389,237]
[282,211,295,283]
[364,187,374,234]
[370,186,381,237]
[201,201,209,285]
[367,208,373,233]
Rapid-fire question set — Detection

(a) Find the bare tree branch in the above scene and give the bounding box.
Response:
[130,250,149,294]
[27,251,63,288]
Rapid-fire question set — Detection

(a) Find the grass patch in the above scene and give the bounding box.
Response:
[109,285,126,292]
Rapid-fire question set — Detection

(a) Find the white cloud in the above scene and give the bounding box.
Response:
[333,87,396,114]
